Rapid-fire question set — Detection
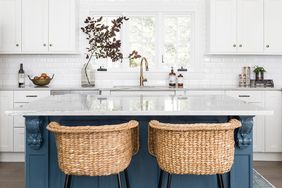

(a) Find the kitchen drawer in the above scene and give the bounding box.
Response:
[14,128,25,152]
[14,91,50,103]
[225,91,264,103]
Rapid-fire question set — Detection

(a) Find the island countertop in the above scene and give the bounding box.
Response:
[7,94,272,116]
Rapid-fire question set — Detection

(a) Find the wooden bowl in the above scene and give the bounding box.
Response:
[28,74,54,87]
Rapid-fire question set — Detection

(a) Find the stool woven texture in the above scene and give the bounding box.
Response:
[47,120,139,176]
[148,119,241,175]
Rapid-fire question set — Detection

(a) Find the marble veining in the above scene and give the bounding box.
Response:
[7,94,272,116]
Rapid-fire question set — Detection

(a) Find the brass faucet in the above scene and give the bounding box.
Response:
[140,57,149,87]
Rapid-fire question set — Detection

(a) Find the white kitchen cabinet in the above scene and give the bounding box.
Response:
[225,91,265,152]
[264,0,282,54]
[49,0,76,52]
[22,0,49,52]
[264,91,282,152]
[237,0,264,53]
[0,91,14,152]
[209,0,281,54]
[0,0,21,53]
[13,90,50,153]
[209,0,237,53]
[21,0,77,53]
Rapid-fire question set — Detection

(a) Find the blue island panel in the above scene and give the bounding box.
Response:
[25,116,253,188]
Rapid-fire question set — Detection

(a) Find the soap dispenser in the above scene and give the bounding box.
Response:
[169,67,176,88]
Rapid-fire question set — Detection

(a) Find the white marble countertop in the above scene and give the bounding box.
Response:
[0,85,281,91]
[7,94,272,116]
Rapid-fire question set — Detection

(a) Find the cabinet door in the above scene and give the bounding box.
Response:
[22,0,48,52]
[237,0,264,53]
[264,0,282,54]
[264,91,282,152]
[0,0,21,52]
[209,0,237,53]
[14,128,25,152]
[0,91,14,152]
[49,0,76,52]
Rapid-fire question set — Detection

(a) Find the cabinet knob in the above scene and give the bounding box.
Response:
[239,44,243,47]
[43,43,47,47]
[233,44,236,48]
[49,44,53,47]
[16,44,19,47]
[266,45,270,48]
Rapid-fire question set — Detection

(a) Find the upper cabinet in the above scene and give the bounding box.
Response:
[209,0,282,55]
[49,0,76,52]
[209,0,237,53]
[237,0,264,53]
[22,0,49,52]
[264,0,282,54]
[0,0,21,53]
[0,0,77,54]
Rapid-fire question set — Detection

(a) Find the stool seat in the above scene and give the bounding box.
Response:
[148,119,241,188]
[47,120,139,188]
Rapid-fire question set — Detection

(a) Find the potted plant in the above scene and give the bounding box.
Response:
[253,65,266,81]
[81,16,129,87]
[128,50,142,67]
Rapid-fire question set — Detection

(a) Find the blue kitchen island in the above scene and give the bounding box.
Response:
[8,94,271,188]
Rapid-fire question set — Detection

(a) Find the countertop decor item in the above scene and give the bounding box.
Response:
[253,66,266,81]
[128,50,142,67]
[81,16,129,87]
[28,73,54,87]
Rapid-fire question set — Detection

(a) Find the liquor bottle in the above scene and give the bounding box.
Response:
[169,67,176,88]
[18,64,25,88]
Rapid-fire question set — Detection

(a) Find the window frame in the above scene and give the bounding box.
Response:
[87,11,195,73]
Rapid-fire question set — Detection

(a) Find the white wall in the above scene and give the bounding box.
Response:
[0,0,282,88]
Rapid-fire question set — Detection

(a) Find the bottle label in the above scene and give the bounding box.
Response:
[169,75,176,84]
[18,74,25,87]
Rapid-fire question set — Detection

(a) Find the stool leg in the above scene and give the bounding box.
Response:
[64,175,72,188]
[124,169,130,188]
[167,173,172,188]
[219,174,225,188]
[158,170,164,188]
[117,173,122,188]
[217,174,224,188]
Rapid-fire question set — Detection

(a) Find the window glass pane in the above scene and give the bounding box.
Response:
[163,15,192,68]
[127,16,156,66]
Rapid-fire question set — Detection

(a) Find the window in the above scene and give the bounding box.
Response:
[163,15,192,68]
[89,12,194,71]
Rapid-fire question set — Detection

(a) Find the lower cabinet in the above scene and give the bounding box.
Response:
[13,90,50,153]
[0,91,14,152]
[0,90,50,159]
[226,90,282,153]
[13,128,25,152]
[264,91,282,152]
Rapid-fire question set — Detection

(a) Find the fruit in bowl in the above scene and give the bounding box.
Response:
[28,73,54,87]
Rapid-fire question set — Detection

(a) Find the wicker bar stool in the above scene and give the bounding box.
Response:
[47,120,139,188]
[148,119,241,188]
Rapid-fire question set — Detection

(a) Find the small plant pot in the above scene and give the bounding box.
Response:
[255,72,264,81]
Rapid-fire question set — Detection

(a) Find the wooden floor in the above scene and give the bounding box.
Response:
[0,161,281,188]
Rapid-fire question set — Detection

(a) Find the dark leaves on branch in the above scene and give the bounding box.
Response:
[81,16,129,62]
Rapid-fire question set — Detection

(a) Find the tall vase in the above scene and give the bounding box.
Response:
[81,62,95,87]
